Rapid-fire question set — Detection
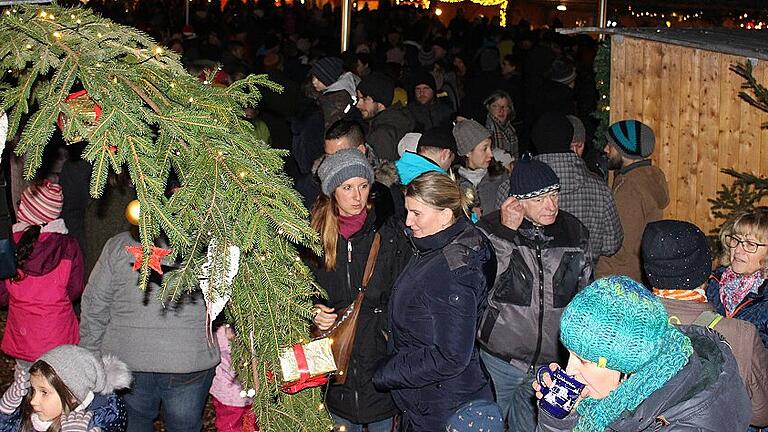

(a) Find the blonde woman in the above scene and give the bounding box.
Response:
[707,208,768,347]
[373,171,497,430]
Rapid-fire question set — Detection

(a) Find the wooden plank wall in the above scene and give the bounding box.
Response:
[609,35,768,236]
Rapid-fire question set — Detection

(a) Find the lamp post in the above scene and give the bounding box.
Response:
[341,0,352,52]
[598,0,607,28]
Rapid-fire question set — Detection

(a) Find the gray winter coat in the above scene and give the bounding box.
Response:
[79,231,220,373]
[476,210,591,372]
[537,326,752,432]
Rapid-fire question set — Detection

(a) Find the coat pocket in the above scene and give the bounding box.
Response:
[491,250,534,306]
[552,251,583,308]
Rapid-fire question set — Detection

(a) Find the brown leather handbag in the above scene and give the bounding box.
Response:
[311,232,381,385]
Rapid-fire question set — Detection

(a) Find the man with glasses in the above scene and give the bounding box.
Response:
[596,119,669,283]
[476,159,592,431]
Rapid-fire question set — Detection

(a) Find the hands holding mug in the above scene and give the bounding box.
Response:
[532,363,587,419]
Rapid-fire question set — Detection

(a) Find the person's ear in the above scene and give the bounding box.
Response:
[357,144,367,155]
[440,207,454,227]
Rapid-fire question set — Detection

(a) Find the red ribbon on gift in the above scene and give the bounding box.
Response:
[280,343,329,394]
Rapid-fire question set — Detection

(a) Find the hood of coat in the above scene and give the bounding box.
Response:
[607,325,751,431]
[12,219,76,276]
[324,71,360,98]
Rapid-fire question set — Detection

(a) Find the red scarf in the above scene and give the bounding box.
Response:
[338,208,367,239]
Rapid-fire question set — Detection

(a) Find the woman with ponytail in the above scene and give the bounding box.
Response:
[0,181,84,367]
[373,171,498,431]
[534,276,751,432]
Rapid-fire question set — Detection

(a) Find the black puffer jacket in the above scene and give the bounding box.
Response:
[537,326,752,432]
[308,204,411,424]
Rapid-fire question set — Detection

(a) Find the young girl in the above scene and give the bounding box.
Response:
[0,181,84,366]
[0,344,131,432]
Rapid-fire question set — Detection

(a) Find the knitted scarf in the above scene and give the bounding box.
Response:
[338,208,367,240]
[485,113,518,157]
[573,325,693,432]
[719,267,765,316]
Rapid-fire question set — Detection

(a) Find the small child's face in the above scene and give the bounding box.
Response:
[29,373,64,421]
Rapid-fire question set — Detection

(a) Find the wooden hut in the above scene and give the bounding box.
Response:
[605,28,768,235]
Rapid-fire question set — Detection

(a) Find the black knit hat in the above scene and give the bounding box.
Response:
[508,158,560,200]
[641,220,712,290]
[357,72,395,107]
[418,127,457,154]
[410,69,437,94]
[531,112,574,154]
[310,57,344,87]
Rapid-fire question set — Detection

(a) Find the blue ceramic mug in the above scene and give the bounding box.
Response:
[536,365,586,419]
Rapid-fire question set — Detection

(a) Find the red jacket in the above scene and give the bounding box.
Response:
[0,220,84,361]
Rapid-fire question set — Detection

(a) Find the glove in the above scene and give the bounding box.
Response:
[0,365,30,414]
[60,410,93,432]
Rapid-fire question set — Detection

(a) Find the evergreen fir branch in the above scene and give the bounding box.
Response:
[731,61,768,128]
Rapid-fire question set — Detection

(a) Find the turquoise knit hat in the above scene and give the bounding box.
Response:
[560,276,693,432]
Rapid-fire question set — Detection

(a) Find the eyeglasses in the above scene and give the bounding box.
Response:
[725,235,767,254]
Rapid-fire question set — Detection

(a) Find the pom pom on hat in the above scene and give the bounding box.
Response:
[17,180,63,226]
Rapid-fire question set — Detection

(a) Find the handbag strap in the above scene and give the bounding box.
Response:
[361,232,381,290]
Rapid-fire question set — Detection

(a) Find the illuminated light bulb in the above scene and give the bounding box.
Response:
[434,7,442,15]
[318,403,325,411]
[4,11,10,16]
[556,4,566,11]
[154,47,164,55]
[39,11,47,18]
[76,19,81,24]
[97,32,102,37]
[52,31,62,39]
[25,44,32,49]
[239,171,247,178]
[70,14,75,19]
[339,426,347,432]
[170,82,176,88]
[666,21,671,27]
[188,97,194,103]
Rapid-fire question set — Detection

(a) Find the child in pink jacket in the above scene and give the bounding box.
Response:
[210,324,258,432]
[0,181,84,366]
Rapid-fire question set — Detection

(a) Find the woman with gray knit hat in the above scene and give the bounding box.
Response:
[0,344,131,432]
[308,149,410,431]
[453,119,508,219]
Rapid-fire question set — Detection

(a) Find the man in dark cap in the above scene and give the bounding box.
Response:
[476,159,592,432]
[503,112,623,267]
[406,70,454,133]
[356,72,414,162]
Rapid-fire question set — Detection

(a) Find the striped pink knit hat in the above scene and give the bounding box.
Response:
[17,180,63,225]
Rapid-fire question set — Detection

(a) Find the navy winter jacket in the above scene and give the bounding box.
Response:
[707,266,768,348]
[373,218,496,431]
[0,393,127,432]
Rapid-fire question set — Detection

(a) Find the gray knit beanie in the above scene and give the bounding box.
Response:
[38,345,132,402]
[317,149,375,196]
[453,119,491,156]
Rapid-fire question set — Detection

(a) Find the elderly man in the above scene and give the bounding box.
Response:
[476,159,592,432]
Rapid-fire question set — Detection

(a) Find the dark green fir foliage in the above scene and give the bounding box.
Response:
[592,38,610,151]
[0,2,329,430]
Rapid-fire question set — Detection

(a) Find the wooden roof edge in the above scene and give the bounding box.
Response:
[557,27,768,61]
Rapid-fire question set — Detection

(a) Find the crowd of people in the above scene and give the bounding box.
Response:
[0,0,767,431]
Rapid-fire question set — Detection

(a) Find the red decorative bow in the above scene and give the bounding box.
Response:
[125,245,172,274]
[280,344,329,394]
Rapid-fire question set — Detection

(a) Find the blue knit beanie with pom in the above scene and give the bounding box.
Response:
[560,275,693,432]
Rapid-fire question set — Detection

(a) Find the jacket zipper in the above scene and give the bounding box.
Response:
[529,236,545,373]
[346,240,352,293]
[346,239,361,422]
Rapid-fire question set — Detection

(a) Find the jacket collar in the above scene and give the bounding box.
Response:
[411,217,468,253]
[618,158,652,175]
